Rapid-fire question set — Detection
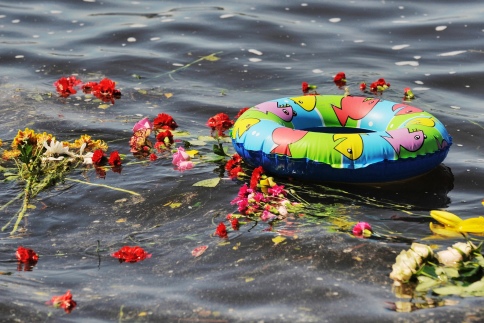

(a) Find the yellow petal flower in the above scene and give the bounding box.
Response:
[458,217,484,233]
[429,222,463,238]
[430,210,463,227]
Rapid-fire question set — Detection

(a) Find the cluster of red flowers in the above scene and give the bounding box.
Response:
[53,75,121,104]
[91,149,122,177]
[47,290,77,313]
[111,246,152,263]
[302,71,414,100]
[225,153,244,179]
[129,113,178,158]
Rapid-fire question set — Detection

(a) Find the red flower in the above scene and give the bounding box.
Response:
[48,290,77,313]
[359,82,366,91]
[234,107,250,120]
[302,82,309,93]
[153,113,178,130]
[111,246,152,263]
[53,76,81,97]
[215,222,228,238]
[207,113,234,137]
[369,78,390,92]
[230,218,240,231]
[352,222,373,238]
[156,129,174,145]
[91,78,121,103]
[228,165,243,179]
[149,153,158,161]
[333,72,347,88]
[92,149,105,165]
[249,166,264,190]
[16,246,39,263]
[82,81,98,93]
[404,87,415,100]
[108,151,122,167]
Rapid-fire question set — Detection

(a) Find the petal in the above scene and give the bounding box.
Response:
[430,210,463,227]
[458,217,484,233]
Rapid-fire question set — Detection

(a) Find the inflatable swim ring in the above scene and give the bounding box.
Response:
[231,95,452,183]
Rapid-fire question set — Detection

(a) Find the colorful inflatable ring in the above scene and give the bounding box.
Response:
[231,95,452,183]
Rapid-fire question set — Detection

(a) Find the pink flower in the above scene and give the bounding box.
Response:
[132,117,153,133]
[261,210,277,222]
[352,222,372,238]
[177,160,194,171]
[267,184,286,196]
[172,147,190,166]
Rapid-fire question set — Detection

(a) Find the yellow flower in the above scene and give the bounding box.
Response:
[2,149,21,160]
[430,210,463,228]
[70,134,107,152]
[429,210,484,236]
[12,128,37,149]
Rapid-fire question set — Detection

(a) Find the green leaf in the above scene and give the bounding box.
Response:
[192,177,221,188]
[433,285,464,296]
[418,264,438,279]
[213,144,228,157]
[415,276,441,292]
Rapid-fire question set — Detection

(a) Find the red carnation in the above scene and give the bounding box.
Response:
[82,81,98,93]
[149,153,158,161]
[359,82,366,91]
[108,151,122,167]
[207,113,234,137]
[153,113,178,130]
[215,222,228,239]
[47,290,77,313]
[16,246,39,263]
[91,77,121,103]
[302,82,309,93]
[156,129,174,145]
[230,218,240,231]
[333,72,347,88]
[53,76,81,97]
[92,149,105,165]
[111,246,152,263]
[249,166,264,190]
[369,78,390,92]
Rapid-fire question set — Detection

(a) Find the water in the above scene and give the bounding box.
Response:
[1,0,484,322]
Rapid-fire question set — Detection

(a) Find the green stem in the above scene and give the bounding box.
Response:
[65,178,141,196]
[10,176,33,234]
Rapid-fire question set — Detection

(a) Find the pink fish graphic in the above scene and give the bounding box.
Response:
[270,127,308,156]
[255,101,296,122]
[382,128,425,155]
[392,103,423,115]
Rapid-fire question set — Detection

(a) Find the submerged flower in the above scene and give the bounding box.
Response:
[153,113,178,130]
[352,222,373,238]
[112,246,152,263]
[215,222,228,238]
[16,246,39,263]
[48,290,77,313]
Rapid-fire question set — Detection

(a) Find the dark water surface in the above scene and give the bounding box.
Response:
[1,0,484,322]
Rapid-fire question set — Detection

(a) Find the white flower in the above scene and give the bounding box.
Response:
[411,243,433,260]
[436,241,474,266]
[77,143,94,164]
[43,139,75,160]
